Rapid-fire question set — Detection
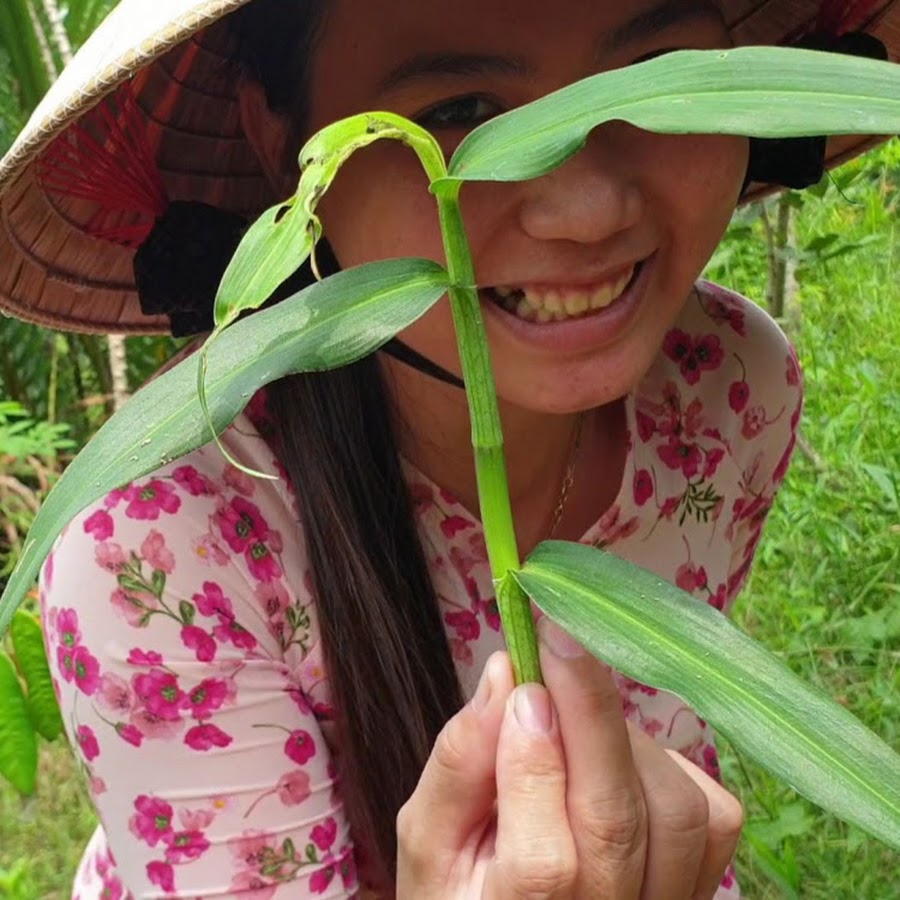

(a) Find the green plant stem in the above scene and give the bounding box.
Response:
[434,182,542,684]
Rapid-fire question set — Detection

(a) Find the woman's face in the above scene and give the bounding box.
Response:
[303,0,746,414]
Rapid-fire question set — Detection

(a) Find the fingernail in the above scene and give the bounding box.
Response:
[512,684,553,734]
[470,662,493,716]
[538,616,585,659]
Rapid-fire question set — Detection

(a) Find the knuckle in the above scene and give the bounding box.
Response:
[501,849,578,898]
[574,787,646,862]
[657,780,710,839]
[395,800,420,855]
[708,791,744,845]
[431,714,471,777]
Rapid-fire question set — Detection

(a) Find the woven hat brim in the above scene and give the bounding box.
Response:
[1,0,898,334]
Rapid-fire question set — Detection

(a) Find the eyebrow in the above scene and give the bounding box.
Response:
[378,0,722,94]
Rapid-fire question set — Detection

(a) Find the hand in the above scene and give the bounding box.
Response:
[396,618,743,898]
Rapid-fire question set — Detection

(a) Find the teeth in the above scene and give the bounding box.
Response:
[490,266,635,323]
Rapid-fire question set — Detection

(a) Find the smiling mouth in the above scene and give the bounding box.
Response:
[482,263,643,323]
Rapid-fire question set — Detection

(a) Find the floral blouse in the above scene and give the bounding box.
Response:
[41,281,803,899]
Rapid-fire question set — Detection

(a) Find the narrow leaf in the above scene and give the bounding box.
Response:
[0,651,38,795]
[0,259,449,634]
[443,47,900,186]
[10,610,62,741]
[512,541,900,849]
[215,112,446,328]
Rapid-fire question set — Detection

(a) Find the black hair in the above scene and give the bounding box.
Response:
[228,0,464,889]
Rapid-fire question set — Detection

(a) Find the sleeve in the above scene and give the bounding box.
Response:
[720,293,804,610]
[40,439,358,898]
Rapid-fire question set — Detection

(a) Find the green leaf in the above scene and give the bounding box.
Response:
[0,651,38,795]
[178,600,195,626]
[10,610,62,741]
[0,258,449,635]
[443,47,900,186]
[512,541,900,849]
[214,112,445,329]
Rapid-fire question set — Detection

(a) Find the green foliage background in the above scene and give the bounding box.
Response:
[0,1,897,896]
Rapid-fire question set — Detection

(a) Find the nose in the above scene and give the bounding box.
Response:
[515,125,643,245]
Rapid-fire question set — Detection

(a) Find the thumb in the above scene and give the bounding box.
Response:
[397,653,513,868]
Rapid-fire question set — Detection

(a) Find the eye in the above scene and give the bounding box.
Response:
[415,95,502,130]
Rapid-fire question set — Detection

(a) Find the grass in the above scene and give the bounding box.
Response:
[709,140,900,898]
[0,142,898,898]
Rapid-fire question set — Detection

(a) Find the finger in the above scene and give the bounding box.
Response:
[538,616,647,898]
[623,725,709,900]
[664,751,743,900]
[486,683,578,898]
[397,652,514,884]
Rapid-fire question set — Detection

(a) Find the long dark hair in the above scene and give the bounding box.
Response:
[228,0,464,887]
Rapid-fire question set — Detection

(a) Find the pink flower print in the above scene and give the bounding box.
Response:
[181,625,217,662]
[56,608,81,648]
[701,292,746,335]
[133,669,185,721]
[76,725,100,762]
[90,775,107,796]
[702,447,726,480]
[228,830,274,868]
[147,860,175,893]
[728,380,750,413]
[742,405,768,439]
[284,729,317,765]
[184,678,229,719]
[633,469,654,506]
[83,509,114,541]
[130,795,175,847]
[440,514,474,539]
[131,707,184,741]
[675,562,708,594]
[311,817,338,852]
[246,541,282,582]
[193,581,234,619]
[228,871,277,900]
[663,330,724,386]
[110,586,153,626]
[786,350,801,386]
[339,850,358,889]
[191,534,230,567]
[635,410,656,442]
[408,479,435,510]
[702,744,722,782]
[124,479,181,520]
[96,872,125,900]
[444,609,480,642]
[116,722,144,747]
[224,463,256,496]
[94,541,127,572]
[173,464,217,497]
[127,648,164,667]
[657,437,702,479]
[683,397,704,439]
[179,807,215,832]
[104,485,128,508]
[217,496,268,553]
[476,596,502,632]
[277,769,311,806]
[449,637,474,665]
[213,616,258,651]
[310,865,337,894]
[184,723,233,751]
[72,645,101,695]
[140,530,175,574]
[164,829,210,864]
[286,685,312,715]
[709,584,727,612]
[256,580,291,616]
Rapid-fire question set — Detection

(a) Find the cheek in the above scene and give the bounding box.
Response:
[315,143,446,268]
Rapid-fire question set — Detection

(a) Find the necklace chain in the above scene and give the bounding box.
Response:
[548,412,585,539]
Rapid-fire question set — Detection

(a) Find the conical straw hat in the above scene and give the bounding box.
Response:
[0,0,898,334]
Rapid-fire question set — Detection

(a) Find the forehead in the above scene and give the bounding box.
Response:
[309,0,723,106]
